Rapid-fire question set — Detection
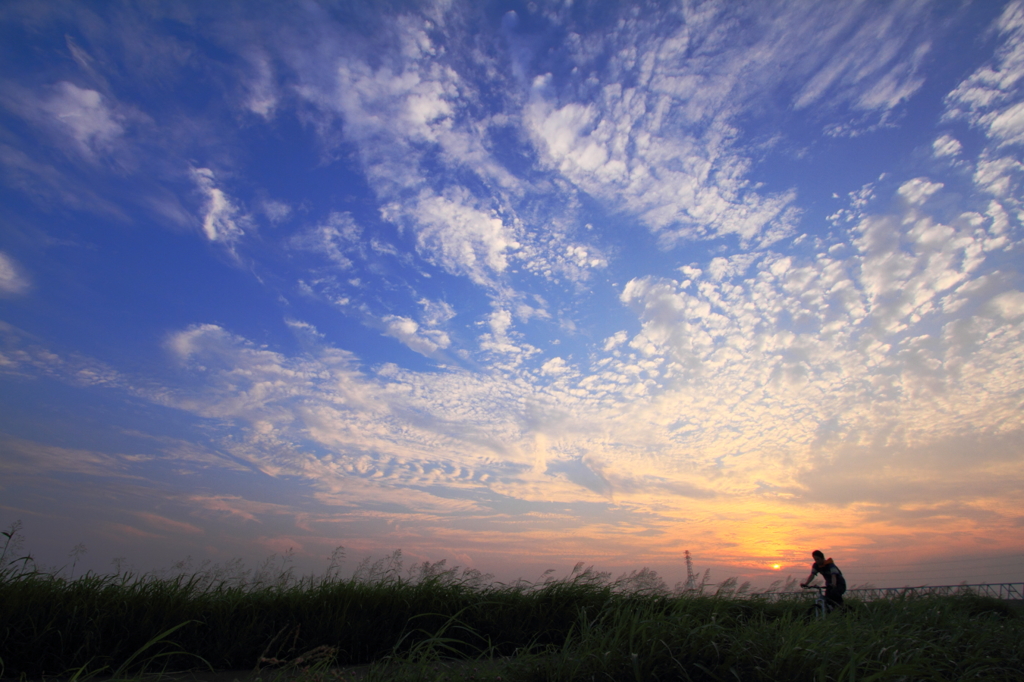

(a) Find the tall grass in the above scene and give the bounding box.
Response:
[494,592,1023,682]
[2,523,1022,681]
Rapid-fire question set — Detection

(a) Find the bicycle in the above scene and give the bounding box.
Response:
[803,584,834,620]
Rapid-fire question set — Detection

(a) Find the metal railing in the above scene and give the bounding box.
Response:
[847,582,1023,601]
[758,582,1023,602]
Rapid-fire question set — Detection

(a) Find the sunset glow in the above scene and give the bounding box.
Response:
[2,0,1024,588]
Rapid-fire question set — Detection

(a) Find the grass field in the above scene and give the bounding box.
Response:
[2,528,1022,681]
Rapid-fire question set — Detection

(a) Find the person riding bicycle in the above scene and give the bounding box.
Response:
[800,550,846,610]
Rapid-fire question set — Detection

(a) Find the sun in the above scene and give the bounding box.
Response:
[772,563,782,570]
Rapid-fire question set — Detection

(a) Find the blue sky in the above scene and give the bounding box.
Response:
[2,0,1023,587]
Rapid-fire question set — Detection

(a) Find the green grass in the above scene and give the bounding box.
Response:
[2,526,1022,681]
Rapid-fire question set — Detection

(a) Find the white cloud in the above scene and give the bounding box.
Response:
[10,158,1024,556]
[40,81,125,157]
[602,330,628,352]
[419,298,455,327]
[944,1,1024,147]
[896,178,943,206]
[285,318,325,340]
[4,1,1023,566]
[381,315,451,356]
[243,52,278,118]
[283,14,536,294]
[163,323,378,422]
[540,357,569,376]
[0,252,30,296]
[932,134,962,158]
[973,155,1023,198]
[986,100,1024,145]
[854,208,989,335]
[262,199,292,223]
[293,211,362,269]
[386,189,520,286]
[477,308,540,363]
[793,16,930,113]
[264,0,945,370]
[989,290,1024,319]
[523,74,796,245]
[0,79,132,162]
[488,308,512,338]
[520,1,934,245]
[607,182,1023,493]
[0,321,122,387]
[157,323,554,508]
[191,168,246,245]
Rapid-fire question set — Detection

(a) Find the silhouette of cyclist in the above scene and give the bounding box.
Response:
[800,549,846,610]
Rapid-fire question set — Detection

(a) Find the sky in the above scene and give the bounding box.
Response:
[1,0,1023,589]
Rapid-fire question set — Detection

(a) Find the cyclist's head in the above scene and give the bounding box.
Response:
[812,550,824,562]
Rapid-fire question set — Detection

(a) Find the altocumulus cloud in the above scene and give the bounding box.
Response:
[0,0,1023,579]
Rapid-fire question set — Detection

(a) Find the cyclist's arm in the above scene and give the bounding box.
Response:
[800,570,816,587]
